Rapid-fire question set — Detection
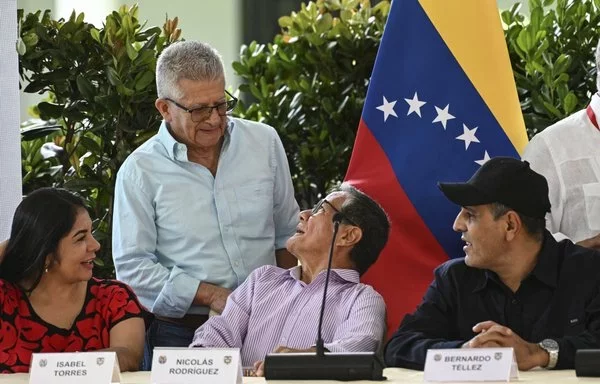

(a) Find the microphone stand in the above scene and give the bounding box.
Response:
[264,214,385,381]
[315,216,340,357]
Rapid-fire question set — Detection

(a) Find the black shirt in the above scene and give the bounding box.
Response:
[384,231,600,370]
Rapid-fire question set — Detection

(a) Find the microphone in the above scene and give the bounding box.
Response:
[264,212,385,381]
[315,215,341,357]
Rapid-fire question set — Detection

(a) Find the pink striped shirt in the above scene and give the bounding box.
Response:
[190,265,386,366]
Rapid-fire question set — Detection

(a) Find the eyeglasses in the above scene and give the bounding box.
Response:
[311,199,357,226]
[165,90,238,122]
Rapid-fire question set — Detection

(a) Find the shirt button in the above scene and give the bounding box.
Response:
[234,261,240,267]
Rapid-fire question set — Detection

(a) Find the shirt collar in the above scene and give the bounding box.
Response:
[472,269,498,293]
[155,119,235,162]
[287,265,360,284]
[471,230,559,293]
[590,93,600,119]
[156,121,180,160]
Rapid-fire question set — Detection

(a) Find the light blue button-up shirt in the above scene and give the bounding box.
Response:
[112,118,299,317]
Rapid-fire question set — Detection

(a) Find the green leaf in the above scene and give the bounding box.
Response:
[516,28,533,53]
[79,135,102,154]
[135,49,155,66]
[231,61,247,76]
[530,7,543,30]
[134,71,155,91]
[106,67,122,86]
[116,84,135,96]
[528,0,543,10]
[315,13,333,35]
[63,178,105,189]
[76,75,96,99]
[126,42,138,61]
[340,9,353,23]
[501,10,513,26]
[21,124,62,141]
[90,28,101,43]
[372,1,390,16]
[542,101,563,118]
[37,102,64,119]
[553,54,570,74]
[22,32,39,47]
[279,16,293,28]
[249,83,262,100]
[93,258,105,267]
[75,12,85,25]
[23,81,47,94]
[562,92,578,115]
[16,38,26,55]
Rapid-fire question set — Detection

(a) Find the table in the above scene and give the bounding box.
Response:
[2,368,600,382]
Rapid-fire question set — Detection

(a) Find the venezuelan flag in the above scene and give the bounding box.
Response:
[345,0,528,338]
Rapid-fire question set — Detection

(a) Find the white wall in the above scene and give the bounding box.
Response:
[55,0,119,26]
[1,0,24,239]
[497,0,530,13]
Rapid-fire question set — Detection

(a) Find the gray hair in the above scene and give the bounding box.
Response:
[156,41,225,99]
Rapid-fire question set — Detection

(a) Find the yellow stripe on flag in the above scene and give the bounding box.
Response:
[419,0,528,153]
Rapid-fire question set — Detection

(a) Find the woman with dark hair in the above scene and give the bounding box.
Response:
[0,188,147,373]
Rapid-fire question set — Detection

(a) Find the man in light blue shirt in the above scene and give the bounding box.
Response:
[112,41,299,369]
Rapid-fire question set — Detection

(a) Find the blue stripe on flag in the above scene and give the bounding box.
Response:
[361,0,520,259]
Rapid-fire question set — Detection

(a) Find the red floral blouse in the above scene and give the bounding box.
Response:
[0,278,147,373]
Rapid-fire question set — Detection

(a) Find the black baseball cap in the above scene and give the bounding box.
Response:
[437,157,551,219]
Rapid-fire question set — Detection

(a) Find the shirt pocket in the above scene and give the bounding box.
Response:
[232,182,275,237]
[583,182,600,230]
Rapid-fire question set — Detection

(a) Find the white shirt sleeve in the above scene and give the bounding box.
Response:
[522,133,570,241]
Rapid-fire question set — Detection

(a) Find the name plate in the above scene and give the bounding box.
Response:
[424,348,518,382]
[151,347,242,384]
[29,351,119,384]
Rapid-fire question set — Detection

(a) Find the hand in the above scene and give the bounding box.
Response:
[272,345,316,353]
[251,360,265,377]
[577,233,600,250]
[464,321,548,371]
[253,360,265,377]
[207,284,230,314]
[195,282,231,314]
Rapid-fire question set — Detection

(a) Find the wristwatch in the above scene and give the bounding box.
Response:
[538,339,559,369]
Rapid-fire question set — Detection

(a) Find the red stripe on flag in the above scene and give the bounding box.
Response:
[346,120,450,339]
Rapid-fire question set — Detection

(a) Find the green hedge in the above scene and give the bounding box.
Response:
[17,0,600,277]
[18,5,181,277]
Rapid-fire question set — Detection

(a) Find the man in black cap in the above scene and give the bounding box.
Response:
[384,157,600,371]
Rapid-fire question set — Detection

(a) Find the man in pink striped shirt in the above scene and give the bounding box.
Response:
[190,183,389,375]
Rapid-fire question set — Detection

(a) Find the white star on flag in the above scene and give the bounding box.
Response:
[404,92,426,117]
[456,124,480,150]
[376,96,398,122]
[475,151,491,166]
[432,104,455,130]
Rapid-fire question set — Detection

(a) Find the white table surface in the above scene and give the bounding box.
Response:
[2,367,600,383]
